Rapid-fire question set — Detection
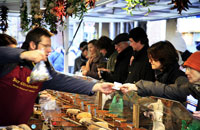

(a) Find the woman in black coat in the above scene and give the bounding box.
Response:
[147,40,186,85]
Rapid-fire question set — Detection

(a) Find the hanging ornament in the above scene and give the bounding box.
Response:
[168,0,192,14]
[20,2,30,32]
[44,0,58,34]
[19,0,96,34]
[30,0,43,28]
[0,5,9,33]
[53,0,66,24]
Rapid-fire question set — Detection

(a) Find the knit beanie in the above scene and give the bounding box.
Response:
[184,51,200,72]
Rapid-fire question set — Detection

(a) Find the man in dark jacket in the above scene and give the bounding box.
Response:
[100,33,133,83]
[126,27,155,83]
[121,51,200,119]
[0,27,114,126]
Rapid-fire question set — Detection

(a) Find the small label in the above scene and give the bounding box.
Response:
[94,108,96,117]
[81,101,84,110]
[186,95,198,112]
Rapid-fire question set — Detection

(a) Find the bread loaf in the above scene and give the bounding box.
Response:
[77,112,92,120]
[79,117,92,124]
[66,109,80,114]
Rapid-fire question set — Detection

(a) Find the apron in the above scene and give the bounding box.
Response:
[0,65,43,126]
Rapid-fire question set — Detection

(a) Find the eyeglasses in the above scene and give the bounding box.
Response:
[39,43,51,49]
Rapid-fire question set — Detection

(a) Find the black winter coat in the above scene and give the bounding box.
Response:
[155,62,186,84]
[125,45,155,83]
[101,46,133,83]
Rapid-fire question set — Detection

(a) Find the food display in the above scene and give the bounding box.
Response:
[32,90,137,130]
[26,84,197,130]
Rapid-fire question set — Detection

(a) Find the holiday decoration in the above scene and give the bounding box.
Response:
[44,0,58,34]
[20,0,96,34]
[123,0,158,15]
[123,0,192,16]
[20,2,30,32]
[0,5,8,33]
[168,0,192,14]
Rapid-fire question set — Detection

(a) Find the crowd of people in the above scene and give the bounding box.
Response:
[0,26,200,127]
[73,27,200,120]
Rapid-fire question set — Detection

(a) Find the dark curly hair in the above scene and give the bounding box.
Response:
[129,27,149,46]
[147,40,179,70]
[96,36,115,58]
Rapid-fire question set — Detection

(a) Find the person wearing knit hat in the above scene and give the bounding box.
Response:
[120,51,200,120]
[184,51,200,83]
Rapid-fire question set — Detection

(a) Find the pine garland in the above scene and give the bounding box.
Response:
[44,0,58,34]
[20,2,30,32]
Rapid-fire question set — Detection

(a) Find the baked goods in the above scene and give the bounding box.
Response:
[88,121,109,130]
[18,124,32,130]
[66,109,80,115]
[77,112,92,120]
[79,117,92,124]
[2,124,31,130]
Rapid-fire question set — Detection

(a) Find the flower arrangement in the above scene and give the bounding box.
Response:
[20,0,96,34]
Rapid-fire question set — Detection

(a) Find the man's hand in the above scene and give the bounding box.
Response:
[92,82,115,95]
[193,111,200,120]
[120,83,138,94]
[20,50,47,63]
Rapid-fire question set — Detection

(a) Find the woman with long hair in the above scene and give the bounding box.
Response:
[82,39,105,79]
